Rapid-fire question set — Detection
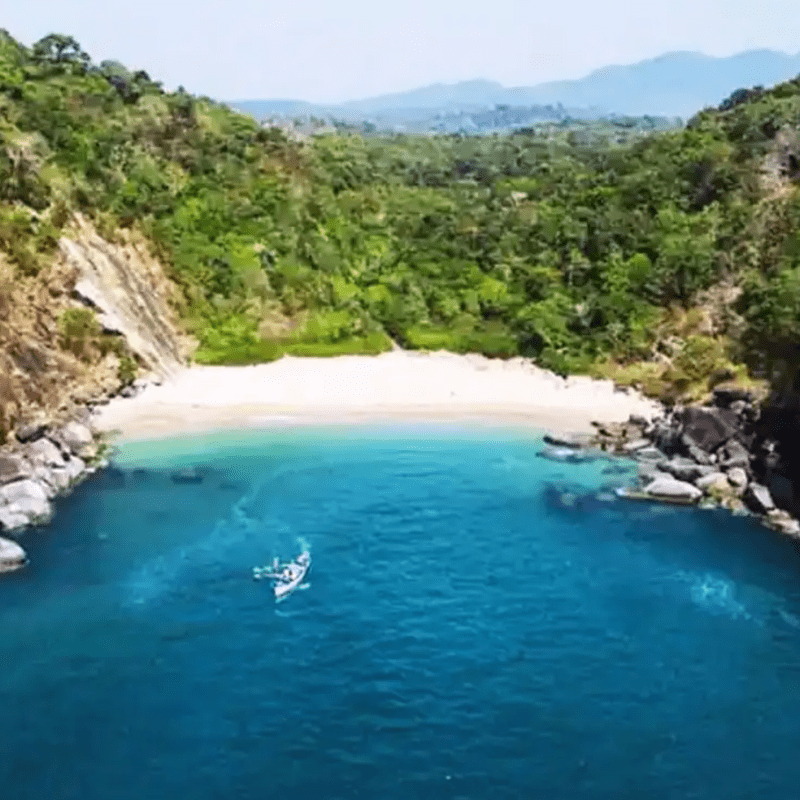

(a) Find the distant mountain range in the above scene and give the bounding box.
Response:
[230,49,800,132]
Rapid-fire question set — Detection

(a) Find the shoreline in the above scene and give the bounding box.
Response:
[91,351,664,443]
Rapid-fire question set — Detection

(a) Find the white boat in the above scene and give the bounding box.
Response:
[253,551,310,601]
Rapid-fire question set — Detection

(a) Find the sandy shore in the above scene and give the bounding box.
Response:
[92,350,663,442]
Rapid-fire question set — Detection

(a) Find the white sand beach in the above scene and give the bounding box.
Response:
[92,350,663,441]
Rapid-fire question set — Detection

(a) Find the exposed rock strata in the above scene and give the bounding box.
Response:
[0,215,191,448]
[59,215,190,379]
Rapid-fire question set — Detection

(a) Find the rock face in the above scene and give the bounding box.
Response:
[0,536,26,573]
[680,407,739,453]
[0,213,191,448]
[60,215,188,379]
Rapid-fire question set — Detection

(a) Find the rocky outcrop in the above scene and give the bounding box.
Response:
[0,215,193,573]
[0,214,192,447]
[587,382,800,537]
[60,215,190,379]
[0,416,106,539]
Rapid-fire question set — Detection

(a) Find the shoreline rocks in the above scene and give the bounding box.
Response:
[584,383,800,539]
[0,418,107,543]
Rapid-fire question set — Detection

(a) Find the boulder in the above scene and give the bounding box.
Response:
[0,536,26,572]
[680,407,739,453]
[633,446,663,461]
[678,433,715,465]
[27,438,65,469]
[0,508,30,531]
[643,476,702,502]
[55,422,94,455]
[659,457,716,482]
[638,465,672,487]
[65,456,86,481]
[745,482,775,513]
[13,420,49,443]
[622,438,652,453]
[543,431,595,449]
[712,384,754,407]
[726,467,749,492]
[718,440,750,470]
[0,455,30,486]
[32,460,83,498]
[766,509,800,537]
[729,400,748,416]
[695,472,730,492]
[0,479,52,523]
[652,423,682,455]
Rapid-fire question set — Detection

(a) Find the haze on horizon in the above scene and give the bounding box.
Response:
[5,0,799,103]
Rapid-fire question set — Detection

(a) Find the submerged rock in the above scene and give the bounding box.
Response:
[0,536,26,573]
[170,468,204,484]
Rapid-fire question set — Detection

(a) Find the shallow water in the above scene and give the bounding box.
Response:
[2,424,800,799]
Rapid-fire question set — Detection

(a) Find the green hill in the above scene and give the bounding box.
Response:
[4,29,800,413]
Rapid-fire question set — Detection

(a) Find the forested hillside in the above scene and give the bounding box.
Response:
[3,30,800,406]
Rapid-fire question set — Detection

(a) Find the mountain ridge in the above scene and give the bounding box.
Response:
[232,48,800,123]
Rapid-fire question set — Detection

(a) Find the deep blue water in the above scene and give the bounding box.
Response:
[3,423,800,800]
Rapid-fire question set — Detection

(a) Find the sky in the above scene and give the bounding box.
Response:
[4,0,800,103]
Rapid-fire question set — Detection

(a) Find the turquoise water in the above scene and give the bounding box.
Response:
[3,423,800,799]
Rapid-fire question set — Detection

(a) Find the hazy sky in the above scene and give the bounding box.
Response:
[5,0,799,102]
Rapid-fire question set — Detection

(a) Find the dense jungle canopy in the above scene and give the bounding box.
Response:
[3,30,800,402]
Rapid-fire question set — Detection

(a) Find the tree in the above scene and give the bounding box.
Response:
[31,34,90,70]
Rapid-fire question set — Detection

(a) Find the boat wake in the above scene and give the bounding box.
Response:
[671,570,800,633]
[121,472,290,608]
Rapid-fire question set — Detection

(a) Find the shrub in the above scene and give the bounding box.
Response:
[58,306,100,359]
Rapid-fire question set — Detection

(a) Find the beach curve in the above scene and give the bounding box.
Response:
[92,350,663,442]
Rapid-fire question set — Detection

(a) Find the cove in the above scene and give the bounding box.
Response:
[2,423,800,800]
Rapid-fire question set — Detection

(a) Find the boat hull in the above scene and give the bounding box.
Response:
[274,562,310,600]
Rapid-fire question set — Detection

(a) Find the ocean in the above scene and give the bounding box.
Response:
[2,423,800,799]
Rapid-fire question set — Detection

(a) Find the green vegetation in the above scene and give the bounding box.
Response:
[3,28,800,400]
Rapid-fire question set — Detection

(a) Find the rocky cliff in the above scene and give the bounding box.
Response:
[0,214,192,444]
[0,214,192,562]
